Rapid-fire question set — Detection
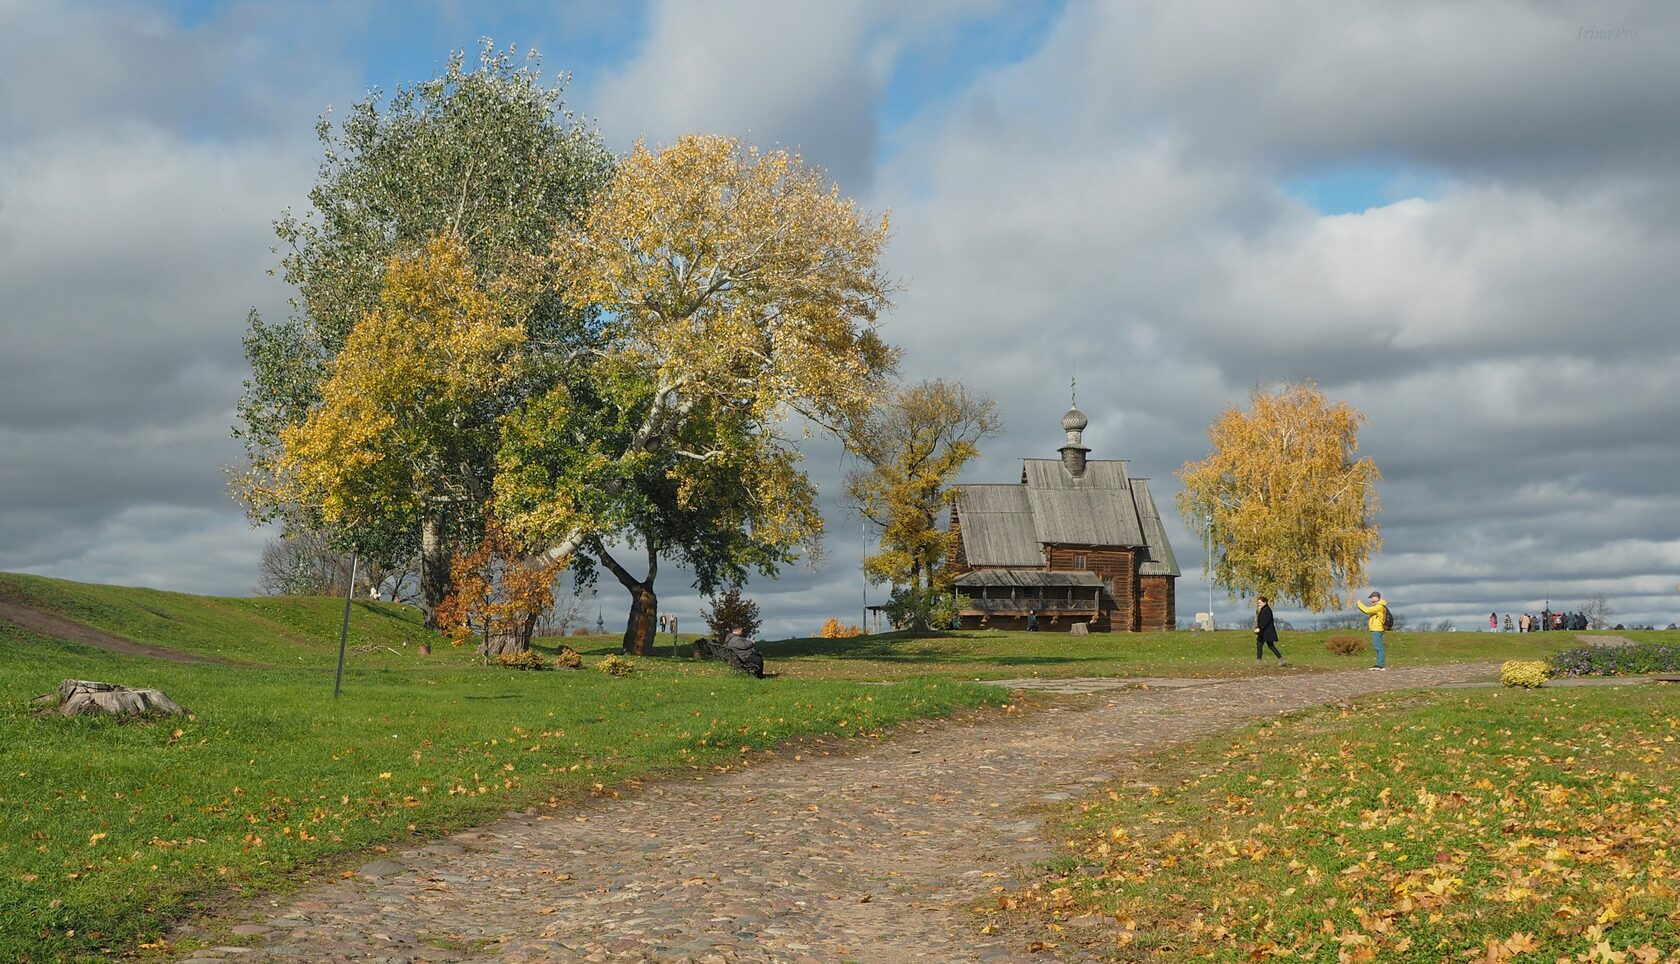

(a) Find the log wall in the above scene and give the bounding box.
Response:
[1138,575,1176,632]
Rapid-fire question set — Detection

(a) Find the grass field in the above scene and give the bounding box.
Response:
[997,685,1680,961]
[2,571,1666,960]
[762,625,1599,680]
[0,576,1007,961]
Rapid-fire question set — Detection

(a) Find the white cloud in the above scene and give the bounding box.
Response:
[582,0,1002,188]
[5,0,1679,635]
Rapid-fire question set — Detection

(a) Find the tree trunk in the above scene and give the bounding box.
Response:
[910,560,928,632]
[478,613,535,658]
[419,515,451,631]
[595,538,659,657]
[623,582,658,657]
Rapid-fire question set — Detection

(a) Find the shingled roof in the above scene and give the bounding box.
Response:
[953,458,1180,577]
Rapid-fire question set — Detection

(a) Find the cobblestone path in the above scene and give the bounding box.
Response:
[179,664,1494,963]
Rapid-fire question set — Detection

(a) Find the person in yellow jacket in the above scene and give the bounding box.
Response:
[1356,591,1389,669]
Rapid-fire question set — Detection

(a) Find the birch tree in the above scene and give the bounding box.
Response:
[1177,381,1381,612]
[845,380,1000,628]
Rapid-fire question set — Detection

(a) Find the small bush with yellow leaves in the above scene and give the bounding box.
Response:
[495,649,549,671]
[553,645,582,669]
[1325,634,1365,656]
[597,654,634,677]
[820,617,864,638]
[1500,659,1549,688]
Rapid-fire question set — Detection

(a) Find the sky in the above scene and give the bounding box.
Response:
[3,0,1679,636]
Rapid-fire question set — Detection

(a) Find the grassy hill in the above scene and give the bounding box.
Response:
[0,573,1003,960]
[0,572,1663,959]
[0,572,442,668]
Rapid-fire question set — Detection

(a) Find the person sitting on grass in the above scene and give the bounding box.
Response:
[722,625,765,678]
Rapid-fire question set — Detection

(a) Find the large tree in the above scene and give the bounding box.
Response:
[261,235,526,609]
[234,43,612,627]
[845,380,1000,628]
[503,381,813,655]
[494,135,897,646]
[1176,381,1381,612]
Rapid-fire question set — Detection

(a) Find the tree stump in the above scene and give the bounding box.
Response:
[38,680,190,719]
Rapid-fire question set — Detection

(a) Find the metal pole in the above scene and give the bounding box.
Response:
[861,513,868,634]
[1206,520,1215,629]
[334,551,358,699]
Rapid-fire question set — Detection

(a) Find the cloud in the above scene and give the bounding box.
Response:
[15,505,271,597]
[582,0,1003,189]
[4,0,1678,635]
[0,0,355,142]
[0,2,325,597]
[1035,1,1680,179]
[858,0,1680,630]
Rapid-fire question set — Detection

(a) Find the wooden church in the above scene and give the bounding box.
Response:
[947,402,1179,632]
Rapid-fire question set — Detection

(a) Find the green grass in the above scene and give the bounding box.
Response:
[0,572,441,667]
[1,571,1659,959]
[762,626,1584,680]
[999,685,1680,961]
[0,602,1006,960]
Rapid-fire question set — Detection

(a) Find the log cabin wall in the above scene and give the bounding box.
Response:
[1138,575,1176,632]
[1044,545,1138,632]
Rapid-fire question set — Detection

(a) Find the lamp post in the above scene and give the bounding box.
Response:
[1205,519,1215,630]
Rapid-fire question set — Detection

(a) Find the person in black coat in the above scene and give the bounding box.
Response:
[1254,596,1286,665]
[722,626,766,678]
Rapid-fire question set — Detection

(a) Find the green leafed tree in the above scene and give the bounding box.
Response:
[845,379,1000,629]
[494,134,898,651]
[233,43,613,626]
[1176,381,1382,613]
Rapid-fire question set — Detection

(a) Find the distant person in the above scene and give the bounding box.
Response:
[722,625,765,678]
[1503,613,1514,632]
[1519,613,1531,633]
[1490,612,1498,632]
[1026,609,1039,632]
[1254,596,1286,665]
[1357,591,1390,669]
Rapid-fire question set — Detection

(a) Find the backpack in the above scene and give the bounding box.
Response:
[1381,606,1395,631]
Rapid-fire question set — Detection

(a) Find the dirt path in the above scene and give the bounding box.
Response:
[177,663,1496,963]
[0,597,224,664]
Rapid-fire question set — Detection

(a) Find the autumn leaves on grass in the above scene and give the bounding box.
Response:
[997,689,1680,961]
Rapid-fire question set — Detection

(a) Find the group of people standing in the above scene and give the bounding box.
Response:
[1494,610,1586,632]
[1255,591,1391,669]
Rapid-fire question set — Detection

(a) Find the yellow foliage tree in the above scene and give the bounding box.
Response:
[264,234,523,626]
[1176,381,1381,612]
[844,379,1000,629]
[496,134,896,581]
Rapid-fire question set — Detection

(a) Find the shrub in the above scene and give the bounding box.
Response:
[597,654,634,677]
[438,519,564,655]
[703,586,761,641]
[494,649,549,671]
[820,617,864,638]
[569,627,591,637]
[1325,634,1365,656]
[1500,660,1550,688]
[1548,641,1680,678]
[880,587,970,631]
[553,645,581,669]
